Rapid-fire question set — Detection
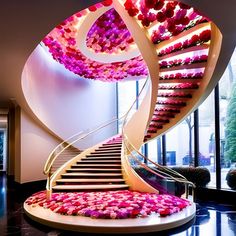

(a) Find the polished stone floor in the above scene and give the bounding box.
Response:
[0,173,236,236]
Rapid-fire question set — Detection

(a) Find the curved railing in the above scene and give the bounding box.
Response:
[43,131,83,175]
[121,77,195,199]
[122,133,195,199]
[119,20,222,199]
[44,77,150,196]
[44,76,150,176]
[44,116,121,191]
[43,20,221,199]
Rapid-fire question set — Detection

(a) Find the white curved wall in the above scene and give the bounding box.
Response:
[22,45,117,145]
[19,109,60,183]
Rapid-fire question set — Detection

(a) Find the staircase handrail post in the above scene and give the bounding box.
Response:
[46,169,52,200]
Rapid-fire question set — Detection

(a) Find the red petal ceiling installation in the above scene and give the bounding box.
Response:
[42,0,210,82]
[86,8,135,54]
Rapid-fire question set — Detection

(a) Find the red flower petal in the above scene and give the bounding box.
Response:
[154,0,164,10]
[102,0,113,7]
[88,5,97,12]
[144,0,156,9]
[156,12,166,23]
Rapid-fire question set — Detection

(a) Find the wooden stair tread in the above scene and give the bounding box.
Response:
[156,104,186,108]
[99,145,122,148]
[72,164,121,167]
[97,147,121,150]
[102,143,122,146]
[56,178,125,183]
[77,160,121,163]
[159,78,202,84]
[52,184,129,190]
[158,44,209,60]
[86,153,121,156]
[156,22,210,50]
[159,62,206,72]
[91,150,121,154]
[82,156,121,160]
[62,173,122,177]
[67,168,122,172]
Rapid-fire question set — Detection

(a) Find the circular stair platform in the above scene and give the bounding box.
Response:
[24,200,195,234]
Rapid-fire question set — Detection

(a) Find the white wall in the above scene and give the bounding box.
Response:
[18,45,118,183]
[22,45,117,147]
[20,109,60,183]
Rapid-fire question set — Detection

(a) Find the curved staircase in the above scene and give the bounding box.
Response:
[41,1,222,198]
[22,0,231,233]
[52,136,129,192]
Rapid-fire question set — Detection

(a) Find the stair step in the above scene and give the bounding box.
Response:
[159,78,202,84]
[145,134,151,139]
[67,168,122,172]
[81,156,121,160]
[86,153,121,157]
[158,86,199,91]
[77,160,121,164]
[147,128,159,133]
[159,62,206,72]
[99,146,122,150]
[155,108,180,113]
[96,146,122,151]
[52,184,129,191]
[56,178,125,183]
[157,101,186,106]
[71,164,122,168]
[91,150,121,154]
[158,44,209,60]
[151,118,169,123]
[149,124,163,129]
[153,112,175,118]
[158,90,193,96]
[102,143,122,147]
[61,173,123,178]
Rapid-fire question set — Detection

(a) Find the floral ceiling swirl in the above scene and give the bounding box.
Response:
[42,0,210,82]
[86,8,135,54]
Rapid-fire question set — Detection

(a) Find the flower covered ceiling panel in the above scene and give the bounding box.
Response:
[86,8,135,54]
[42,0,210,82]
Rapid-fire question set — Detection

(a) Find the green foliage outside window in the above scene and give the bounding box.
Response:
[224,83,236,163]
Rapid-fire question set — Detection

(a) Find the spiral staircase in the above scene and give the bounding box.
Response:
[24,0,223,233]
[42,1,221,196]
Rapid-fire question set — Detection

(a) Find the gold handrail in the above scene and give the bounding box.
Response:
[123,133,195,188]
[44,76,149,175]
[122,133,195,198]
[44,116,121,175]
[44,76,150,197]
[43,130,83,175]
[121,76,195,199]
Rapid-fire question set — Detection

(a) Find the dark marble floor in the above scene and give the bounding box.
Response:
[0,173,236,236]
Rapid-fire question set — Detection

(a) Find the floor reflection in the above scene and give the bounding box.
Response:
[0,173,236,236]
[0,173,6,218]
